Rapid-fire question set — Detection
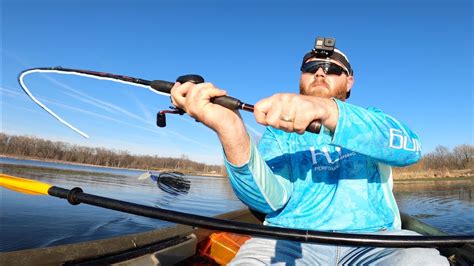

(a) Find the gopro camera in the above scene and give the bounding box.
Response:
[313,37,336,57]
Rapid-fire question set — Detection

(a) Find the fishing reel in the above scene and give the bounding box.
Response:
[156,74,204,127]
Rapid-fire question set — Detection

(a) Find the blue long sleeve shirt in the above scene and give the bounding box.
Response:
[224,99,421,232]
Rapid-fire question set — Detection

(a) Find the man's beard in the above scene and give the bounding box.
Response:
[300,77,347,101]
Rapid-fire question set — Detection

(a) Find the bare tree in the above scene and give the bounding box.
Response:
[453,144,474,169]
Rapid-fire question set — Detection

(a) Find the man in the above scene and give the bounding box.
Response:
[170,37,447,265]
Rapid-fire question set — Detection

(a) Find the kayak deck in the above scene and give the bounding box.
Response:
[401,213,474,265]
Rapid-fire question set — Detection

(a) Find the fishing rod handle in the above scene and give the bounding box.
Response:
[150,75,320,132]
[307,121,322,134]
[150,79,175,93]
[151,75,242,110]
[211,95,242,110]
[150,74,205,93]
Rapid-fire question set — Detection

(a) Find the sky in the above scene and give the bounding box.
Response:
[1,0,472,165]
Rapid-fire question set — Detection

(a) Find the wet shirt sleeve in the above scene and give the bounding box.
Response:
[332,99,421,166]
[224,130,293,213]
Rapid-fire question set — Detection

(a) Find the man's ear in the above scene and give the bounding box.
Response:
[346,75,354,94]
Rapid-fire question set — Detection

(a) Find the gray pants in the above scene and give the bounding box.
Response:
[229,230,448,265]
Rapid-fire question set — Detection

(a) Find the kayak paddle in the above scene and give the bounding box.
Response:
[2,173,473,248]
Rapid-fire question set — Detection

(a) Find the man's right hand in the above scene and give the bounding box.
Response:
[170,82,250,165]
[170,81,239,133]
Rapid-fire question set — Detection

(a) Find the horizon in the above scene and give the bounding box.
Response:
[1,132,471,167]
[2,0,472,164]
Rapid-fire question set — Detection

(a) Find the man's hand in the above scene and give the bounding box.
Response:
[170,82,240,132]
[254,93,339,134]
[170,82,250,165]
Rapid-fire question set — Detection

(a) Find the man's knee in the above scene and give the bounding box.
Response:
[385,248,449,265]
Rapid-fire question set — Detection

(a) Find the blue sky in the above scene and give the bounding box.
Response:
[2,0,472,165]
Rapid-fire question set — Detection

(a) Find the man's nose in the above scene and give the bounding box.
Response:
[314,67,326,77]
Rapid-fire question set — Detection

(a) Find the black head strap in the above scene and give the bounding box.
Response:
[302,50,353,76]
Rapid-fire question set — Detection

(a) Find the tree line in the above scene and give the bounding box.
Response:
[394,144,473,174]
[0,133,224,175]
[1,133,471,175]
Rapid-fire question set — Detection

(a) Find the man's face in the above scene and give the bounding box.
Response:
[299,58,354,101]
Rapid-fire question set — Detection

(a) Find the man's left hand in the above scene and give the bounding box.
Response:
[253,93,339,134]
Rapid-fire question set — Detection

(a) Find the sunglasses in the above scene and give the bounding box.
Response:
[300,61,349,76]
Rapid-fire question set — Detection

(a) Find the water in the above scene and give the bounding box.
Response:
[0,156,144,177]
[1,157,473,252]
[395,179,474,235]
[0,157,244,252]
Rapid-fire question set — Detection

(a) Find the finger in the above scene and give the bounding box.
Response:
[264,100,283,127]
[293,113,309,134]
[194,83,227,101]
[254,98,273,125]
[172,82,199,106]
[184,83,225,111]
[293,100,320,134]
[170,82,185,107]
[280,103,296,133]
[279,119,294,133]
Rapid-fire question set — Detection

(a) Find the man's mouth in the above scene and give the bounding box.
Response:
[310,82,329,89]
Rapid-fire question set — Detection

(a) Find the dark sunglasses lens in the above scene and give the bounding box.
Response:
[326,64,345,75]
[301,63,318,73]
[301,62,346,75]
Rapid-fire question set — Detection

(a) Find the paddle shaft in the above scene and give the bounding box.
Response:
[47,185,473,248]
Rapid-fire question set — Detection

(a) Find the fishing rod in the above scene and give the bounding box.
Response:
[18,67,320,193]
[18,67,321,139]
[1,174,473,248]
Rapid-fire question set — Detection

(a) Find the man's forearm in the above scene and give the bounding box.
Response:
[216,119,250,166]
[331,100,421,166]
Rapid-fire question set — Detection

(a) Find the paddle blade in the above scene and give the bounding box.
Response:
[0,174,52,195]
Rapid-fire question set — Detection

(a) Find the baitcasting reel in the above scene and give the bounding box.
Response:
[156,74,205,127]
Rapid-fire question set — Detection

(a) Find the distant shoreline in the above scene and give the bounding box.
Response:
[3,154,471,180]
[394,176,473,184]
[0,154,225,177]
[393,168,473,181]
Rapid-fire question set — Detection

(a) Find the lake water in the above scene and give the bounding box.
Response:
[1,157,473,252]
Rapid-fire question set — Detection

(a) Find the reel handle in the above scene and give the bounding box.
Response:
[154,75,205,128]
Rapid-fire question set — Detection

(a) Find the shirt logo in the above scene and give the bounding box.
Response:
[309,146,356,171]
[389,129,421,152]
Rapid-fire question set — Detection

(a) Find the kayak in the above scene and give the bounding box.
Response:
[0,209,472,265]
[0,208,258,265]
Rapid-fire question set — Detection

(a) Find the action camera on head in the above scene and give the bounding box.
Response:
[313,37,336,57]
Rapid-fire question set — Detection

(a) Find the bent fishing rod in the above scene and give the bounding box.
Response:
[1,174,473,248]
[19,67,321,139]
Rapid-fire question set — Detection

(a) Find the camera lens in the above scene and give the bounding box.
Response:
[324,38,335,47]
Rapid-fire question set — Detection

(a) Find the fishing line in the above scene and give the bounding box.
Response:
[18,68,168,139]
[18,67,322,139]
